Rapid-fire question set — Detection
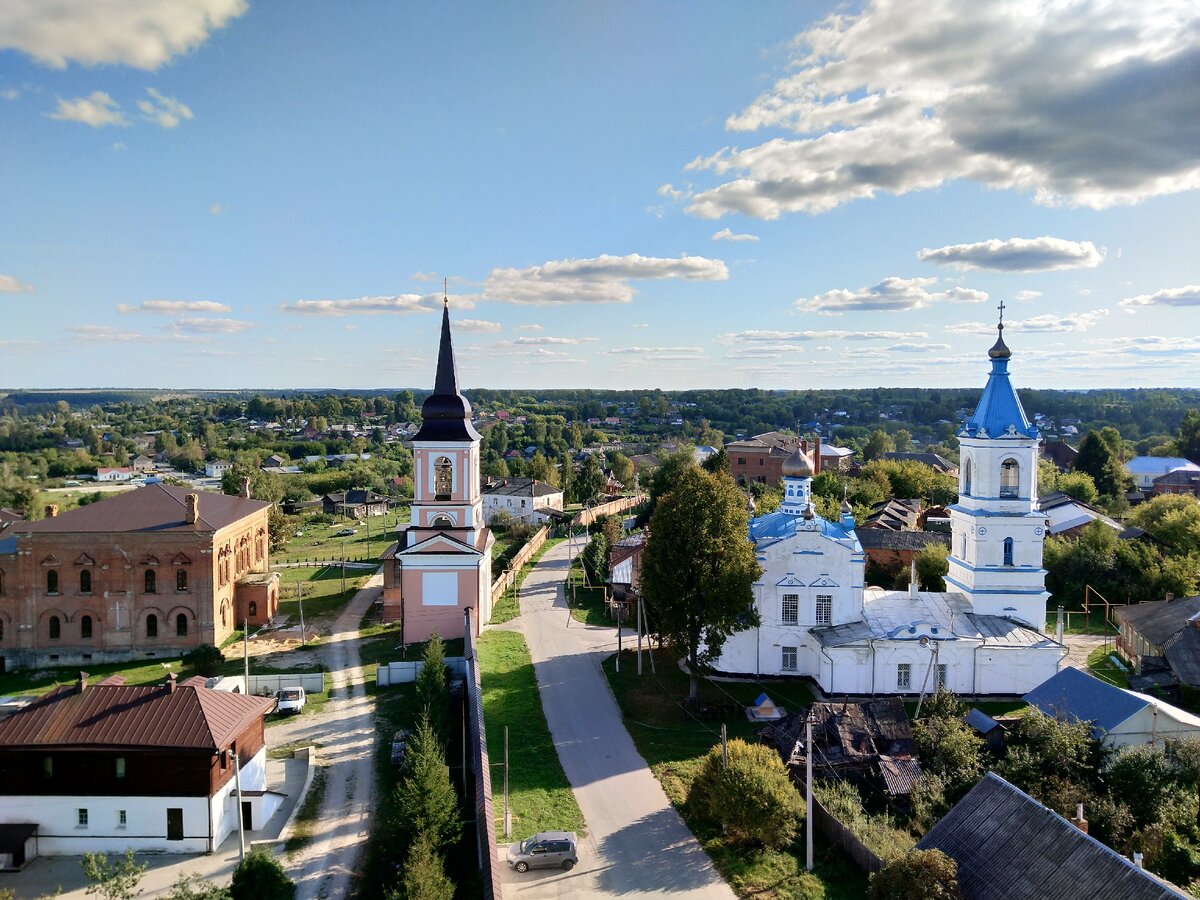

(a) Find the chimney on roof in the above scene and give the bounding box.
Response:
[186,493,199,524]
[814,434,822,476]
[45,504,59,518]
[240,476,252,499]
[76,671,88,693]
[166,671,177,694]
[1132,852,1143,869]
[1070,803,1089,835]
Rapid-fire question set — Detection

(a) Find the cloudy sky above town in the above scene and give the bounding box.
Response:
[2,1,1199,391]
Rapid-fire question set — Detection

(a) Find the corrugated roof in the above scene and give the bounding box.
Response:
[964,708,1003,734]
[0,681,274,750]
[1164,628,1200,687]
[1023,667,1149,735]
[14,483,269,534]
[858,529,951,551]
[918,772,1191,900]
[1115,596,1200,647]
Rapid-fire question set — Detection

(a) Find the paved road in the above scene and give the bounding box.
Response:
[287,570,382,900]
[503,540,735,899]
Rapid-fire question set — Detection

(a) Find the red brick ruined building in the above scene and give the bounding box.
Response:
[0,485,277,670]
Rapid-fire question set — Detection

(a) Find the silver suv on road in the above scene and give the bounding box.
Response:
[506,831,578,873]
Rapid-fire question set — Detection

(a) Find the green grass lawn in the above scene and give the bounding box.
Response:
[275,565,370,623]
[477,630,584,841]
[273,507,409,564]
[604,649,867,900]
[566,558,610,627]
[1087,645,1130,688]
[488,537,565,624]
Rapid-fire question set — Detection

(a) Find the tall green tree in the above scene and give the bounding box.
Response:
[394,713,460,850]
[415,633,449,739]
[401,833,454,900]
[641,468,761,701]
[914,543,949,592]
[1175,409,1200,463]
[863,429,895,461]
[1129,493,1200,557]
[573,453,605,503]
[701,447,730,475]
[639,447,698,525]
[229,849,294,900]
[1074,431,1129,498]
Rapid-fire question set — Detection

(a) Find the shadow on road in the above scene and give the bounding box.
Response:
[597,807,726,895]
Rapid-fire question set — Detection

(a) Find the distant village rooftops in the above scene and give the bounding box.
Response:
[482,477,562,499]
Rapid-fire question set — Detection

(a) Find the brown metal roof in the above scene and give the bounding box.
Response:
[15,483,270,535]
[0,680,274,751]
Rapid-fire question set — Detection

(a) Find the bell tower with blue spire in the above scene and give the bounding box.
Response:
[946,304,1050,629]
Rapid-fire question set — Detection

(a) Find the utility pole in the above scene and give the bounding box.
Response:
[366,515,371,560]
[503,726,511,838]
[721,723,728,768]
[805,712,814,872]
[636,590,643,676]
[341,540,347,593]
[233,751,246,862]
[243,618,249,689]
[615,601,622,673]
[298,582,306,646]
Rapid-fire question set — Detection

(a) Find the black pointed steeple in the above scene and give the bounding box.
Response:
[413,293,482,443]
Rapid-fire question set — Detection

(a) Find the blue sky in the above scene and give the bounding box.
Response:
[2,1,1198,391]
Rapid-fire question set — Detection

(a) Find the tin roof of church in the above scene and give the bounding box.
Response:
[748,508,861,551]
[14,483,269,534]
[961,326,1037,440]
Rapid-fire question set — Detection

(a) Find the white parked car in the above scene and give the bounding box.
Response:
[276,687,307,714]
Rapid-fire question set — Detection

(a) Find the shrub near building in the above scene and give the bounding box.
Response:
[687,738,804,849]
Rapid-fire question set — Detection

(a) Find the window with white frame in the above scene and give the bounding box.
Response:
[781,594,799,625]
[77,809,88,828]
[936,664,948,691]
[118,810,127,828]
[897,663,911,690]
[815,595,833,625]
[781,646,798,671]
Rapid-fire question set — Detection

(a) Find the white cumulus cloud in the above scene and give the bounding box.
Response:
[136,87,193,127]
[47,91,128,127]
[945,309,1109,335]
[454,318,502,333]
[918,237,1104,272]
[0,274,35,294]
[281,293,476,316]
[483,253,728,305]
[712,228,759,242]
[0,0,248,70]
[1119,285,1200,312]
[682,0,1200,218]
[723,329,928,343]
[173,317,253,334]
[118,300,230,314]
[1014,290,1042,301]
[795,276,987,314]
[607,346,706,361]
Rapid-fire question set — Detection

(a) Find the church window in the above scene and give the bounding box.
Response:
[960,533,968,559]
[248,601,258,618]
[145,570,157,594]
[0,620,4,641]
[177,569,188,592]
[47,570,59,595]
[999,458,1020,498]
[781,594,799,625]
[435,457,453,500]
[0,568,5,595]
[737,457,746,465]
[431,515,453,528]
[781,646,798,672]
[80,570,92,594]
[1003,537,1014,567]
[936,664,948,691]
[963,459,972,496]
[146,614,158,638]
[897,663,911,689]
[177,613,188,637]
[815,595,833,625]
[49,616,61,640]
[81,615,93,639]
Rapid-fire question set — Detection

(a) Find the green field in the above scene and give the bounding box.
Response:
[603,650,867,900]
[273,507,409,564]
[566,557,610,627]
[275,565,371,624]
[477,630,584,841]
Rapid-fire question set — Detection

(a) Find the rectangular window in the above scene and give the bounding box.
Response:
[43,757,52,779]
[115,757,126,779]
[781,594,799,625]
[897,663,911,690]
[737,457,746,465]
[781,646,798,672]
[936,664,948,691]
[78,809,88,828]
[118,810,127,828]
[815,595,833,625]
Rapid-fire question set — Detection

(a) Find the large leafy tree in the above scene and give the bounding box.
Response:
[1073,431,1129,499]
[1175,409,1200,463]
[688,739,803,848]
[641,468,760,701]
[1129,493,1200,557]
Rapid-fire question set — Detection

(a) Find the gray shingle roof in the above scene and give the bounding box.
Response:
[918,772,1190,899]
[1164,627,1200,687]
[1115,596,1200,647]
[857,529,951,551]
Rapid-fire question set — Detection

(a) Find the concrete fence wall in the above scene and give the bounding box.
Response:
[247,673,325,695]
[572,494,646,527]
[464,608,504,899]
[489,525,549,604]
[376,657,468,687]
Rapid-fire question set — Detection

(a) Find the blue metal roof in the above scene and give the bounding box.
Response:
[964,708,1003,734]
[962,344,1036,440]
[748,509,860,550]
[0,536,15,556]
[1023,666,1148,735]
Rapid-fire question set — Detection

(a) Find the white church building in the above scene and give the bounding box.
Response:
[713,323,1066,697]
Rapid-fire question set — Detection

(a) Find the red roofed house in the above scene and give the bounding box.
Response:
[0,673,278,858]
[0,483,278,671]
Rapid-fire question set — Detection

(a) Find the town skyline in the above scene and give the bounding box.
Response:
[2,1,1199,391]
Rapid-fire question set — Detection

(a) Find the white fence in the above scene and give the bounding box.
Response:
[377,657,467,687]
[248,673,326,695]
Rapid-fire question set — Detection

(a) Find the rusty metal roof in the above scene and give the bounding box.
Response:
[0,680,274,751]
[14,483,269,535]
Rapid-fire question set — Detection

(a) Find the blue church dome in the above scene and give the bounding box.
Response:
[961,324,1037,440]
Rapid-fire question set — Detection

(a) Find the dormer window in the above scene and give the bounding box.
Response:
[999,458,1019,498]
[434,457,453,500]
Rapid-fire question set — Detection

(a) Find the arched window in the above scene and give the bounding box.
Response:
[1003,537,1014,567]
[999,458,1020,498]
[46,570,59,594]
[0,619,4,641]
[81,615,93,639]
[221,604,227,628]
[176,569,188,592]
[248,601,258,618]
[176,613,188,637]
[144,570,156,594]
[963,459,972,496]
[0,568,5,596]
[79,570,92,594]
[435,456,453,500]
[49,616,61,640]
[431,515,453,528]
[146,614,158,638]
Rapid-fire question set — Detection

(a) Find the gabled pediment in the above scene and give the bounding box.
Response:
[172,552,192,566]
[809,576,839,588]
[74,553,96,567]
[139,553,160,566]
[401,533,481,556]
[776,575,805,588]
[40,554,62,567]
